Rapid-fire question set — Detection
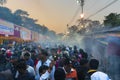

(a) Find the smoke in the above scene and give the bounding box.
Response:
[79,35,120,80]
[38,30,120,80]
[105,36,120,80]
[61,33,120,80]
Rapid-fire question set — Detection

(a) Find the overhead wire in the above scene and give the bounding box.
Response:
[67,6,81,27]
[85,0,98,12]
[86,0,119,19]
[87,0,112,12]
[67,0,118,27]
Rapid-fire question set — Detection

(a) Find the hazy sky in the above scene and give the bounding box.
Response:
[4,0,120,33]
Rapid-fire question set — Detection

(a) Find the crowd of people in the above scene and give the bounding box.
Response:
[0,42,110,80]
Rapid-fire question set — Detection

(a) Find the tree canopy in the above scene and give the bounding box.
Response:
[104,13,120,27]
[0,6,57,37]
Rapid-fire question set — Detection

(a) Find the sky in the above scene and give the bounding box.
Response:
[4,0,120,33]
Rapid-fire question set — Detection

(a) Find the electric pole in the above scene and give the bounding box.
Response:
[76,0,85,28]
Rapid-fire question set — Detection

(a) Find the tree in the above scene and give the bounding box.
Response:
[13,9,38,27]
[76,18,101,34]
[41,25,49,35]
[77,19,92,28]
[47,30,56,38]
[0,7,58,39]
[0,7,13,22]
[13,9,29,17]
[68,25,78,33]
[86,20,101,32]
[0,0,7,5]
[104,13,120,27]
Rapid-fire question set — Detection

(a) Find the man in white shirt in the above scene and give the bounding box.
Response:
[85,59,110,80]
[91,71,110,80]
[35,49,55,80]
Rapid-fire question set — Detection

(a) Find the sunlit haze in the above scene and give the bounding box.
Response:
[4,0,120,33]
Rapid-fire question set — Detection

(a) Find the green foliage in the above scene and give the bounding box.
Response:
[104,13,120,27]
[14,9,29,17]
[0,6,57,37]
[0,7,13,22]
[68,25,78,33]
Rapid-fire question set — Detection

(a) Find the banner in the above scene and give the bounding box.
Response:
[20,27,31,40]
[14,25,21,38]
[31,31,39,41]
[0,25,14,35]
[0,19,14,35]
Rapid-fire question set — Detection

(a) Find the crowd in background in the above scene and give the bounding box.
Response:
[0,42,110,80]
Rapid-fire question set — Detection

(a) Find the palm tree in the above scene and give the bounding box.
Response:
[0,0,7,5]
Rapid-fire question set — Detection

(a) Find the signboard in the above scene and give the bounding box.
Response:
[14,25,21,38]
[20,27,31,40]
[31,31,39,41]
[0,19,14,35]
[0,25,14,35]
